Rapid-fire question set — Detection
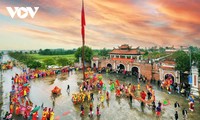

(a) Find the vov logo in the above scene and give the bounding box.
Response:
[6,7,39,19]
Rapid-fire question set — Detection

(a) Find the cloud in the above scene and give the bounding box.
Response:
[0,0,200,50]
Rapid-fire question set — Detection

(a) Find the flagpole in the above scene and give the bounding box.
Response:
[82,39,85,81]
[81,0,85,81]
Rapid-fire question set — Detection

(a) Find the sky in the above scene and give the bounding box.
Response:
[0,0,200,50]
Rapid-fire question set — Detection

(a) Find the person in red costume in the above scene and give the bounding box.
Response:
[10,103,14,114]
[15,105,20,115]
[140,90,147,100]
[116,80,120,86]
[32,112,38,120]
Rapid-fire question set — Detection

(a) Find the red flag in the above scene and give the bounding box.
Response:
[81,0,86,44]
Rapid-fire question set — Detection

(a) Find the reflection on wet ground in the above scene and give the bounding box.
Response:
[1,56,200,120]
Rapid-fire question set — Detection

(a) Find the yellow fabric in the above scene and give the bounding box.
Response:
[50,112,54,120]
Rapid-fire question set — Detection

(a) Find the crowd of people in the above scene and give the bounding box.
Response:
[2,67,72,119]
[2,65,198,119]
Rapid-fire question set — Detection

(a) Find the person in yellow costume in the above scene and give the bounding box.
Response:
[41,113,47,120]
[137,83,140,90]
[88,93,91,101]
[82,94,85,102]
[50,110,54,120]
[24,90,27,97]
[100,95,104,104]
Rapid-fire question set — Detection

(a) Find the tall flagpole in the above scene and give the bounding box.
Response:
[81,0,86,81]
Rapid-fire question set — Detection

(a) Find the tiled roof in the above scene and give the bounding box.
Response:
[110,49,140,55]
[119,44,130,49]
[162,60,176,65]
[111,58,134,62]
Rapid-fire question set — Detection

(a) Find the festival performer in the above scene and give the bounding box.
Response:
[50,110,54,120]
[156,106,161,117]
[174,101,180,110]
[32,112,38,120]
[3,111,9,119]
[110,83,115,91]
[137,83,140,90]
[41,112,47,120]
[129,94,132,103]
[90,92,94,101]
[116,88,121,97]
[89,103,93,117]
[80,104,84,115]
[116,80,120,87]
[47,108,51,120]
[96,105,100,116]
[100,94,104,104]
[182,108,187,119]
[106,91,109,100]
[147,90,152,100]
[15,104,20,115]
[158,101,162,108]
[140,91,146,100]
[132,85,136,92]
[6,113,12,120]
[152,101,156,111]
[103,84,106,91]
[189,101,194,112]
[87,92,91,102]
[9,103,14,114]
[174,111,178,120]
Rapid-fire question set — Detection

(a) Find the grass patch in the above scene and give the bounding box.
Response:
[28,54,75,62]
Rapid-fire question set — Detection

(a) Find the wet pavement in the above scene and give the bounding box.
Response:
[1,54,200,120]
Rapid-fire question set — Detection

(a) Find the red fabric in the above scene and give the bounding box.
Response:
[81,0,86,44]
[81,0,86,27]
[32,112,38,120]
[116,80,120,86]
[156,111,160,116]
[140,91,146,100]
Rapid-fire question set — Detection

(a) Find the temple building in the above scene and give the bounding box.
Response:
[109,44,143,61]
[91,44,181,83]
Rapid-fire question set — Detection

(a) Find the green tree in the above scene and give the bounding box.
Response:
[98,48,110,56]
[74,46,93,62]
[57,57,70,66]
[173,51,190,72]
[43,58,55,66]
[27,60,42,69]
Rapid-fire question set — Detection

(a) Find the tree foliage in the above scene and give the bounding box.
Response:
[8,52,41,69]
[98,48,110,57]
[38,49,76,55]
[173,51,190,72]
[173,47,200,74]
[56,57,73,66]
[26,60,42,69]
[74,46,93,62]
[43,58,55,66]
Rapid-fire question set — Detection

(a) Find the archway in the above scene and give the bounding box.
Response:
[164,73,175,84]
[131,67,139,78]
[93,63,96,69]
[107,63,112,69]
[117,64,125,73]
